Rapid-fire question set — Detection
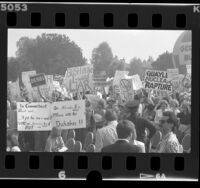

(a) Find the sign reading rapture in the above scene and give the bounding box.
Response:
[64,64,93,94]
[144,70,172,92]
[30,73,46,88]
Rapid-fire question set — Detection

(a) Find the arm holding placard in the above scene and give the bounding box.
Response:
[37,86,52,103]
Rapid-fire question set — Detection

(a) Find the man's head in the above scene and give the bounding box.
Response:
[159,111,179,134]
[116,120,137,141]
[105,109,117,122]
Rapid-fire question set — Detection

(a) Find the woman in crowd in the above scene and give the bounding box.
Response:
[44,127,67,152]
[157,111,182,153]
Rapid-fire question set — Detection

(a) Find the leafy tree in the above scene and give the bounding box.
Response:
[151,51,174,71]
[15,33,86,75]
[128,57,145,77]
[91,42,113,74]
[7,57,33,82]
[107,56,126,77]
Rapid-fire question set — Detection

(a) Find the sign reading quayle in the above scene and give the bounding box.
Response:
[30,73,46,88]
[144,70,172,92]
[17,100,86,131]
[64,64,93,94]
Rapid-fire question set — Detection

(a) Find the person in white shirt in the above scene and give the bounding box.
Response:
[156,111,182,153]
[94,110,118,152]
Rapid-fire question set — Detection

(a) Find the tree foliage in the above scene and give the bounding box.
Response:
[128,57,145,77]
[91,42,113,74]
[151,51,174,71]
[8,33,87,81]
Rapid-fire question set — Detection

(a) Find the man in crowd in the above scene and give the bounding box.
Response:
[95,109,118,152]
[125,99,156,151]
[101,120,144,153]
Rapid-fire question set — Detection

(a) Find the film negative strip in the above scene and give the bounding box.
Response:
[0,2,199,181]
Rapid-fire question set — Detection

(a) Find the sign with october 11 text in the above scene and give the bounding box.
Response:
[51,100,86,130]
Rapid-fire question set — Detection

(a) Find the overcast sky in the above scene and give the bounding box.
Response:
[8,29,184,63]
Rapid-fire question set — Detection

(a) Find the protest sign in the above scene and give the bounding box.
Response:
[144,70,172,93]
[17,102,51,131]
[170,74,184,91]
[179,42,191,65]
[51,100,86,130]
[64,64,93,94]
[30,73,46,88]
[119,78,134,102]
[113,70,128,86]
[131,74,143,91]
[39,75,54,99]
[167,68,179,81]
[22,70,39,100]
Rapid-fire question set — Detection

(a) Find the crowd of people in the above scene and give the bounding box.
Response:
[7,82,191,153]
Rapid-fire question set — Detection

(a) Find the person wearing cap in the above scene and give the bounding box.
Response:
[94,109,118,152]
[125,99,156,150]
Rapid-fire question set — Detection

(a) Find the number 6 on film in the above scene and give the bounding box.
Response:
[58,170,66,179]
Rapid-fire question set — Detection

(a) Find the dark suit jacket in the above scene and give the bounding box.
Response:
[101,140,144,153]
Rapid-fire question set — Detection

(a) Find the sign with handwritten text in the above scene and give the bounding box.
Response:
[64,64,93,93]
[51,100,86,130]
[17,102,51,131]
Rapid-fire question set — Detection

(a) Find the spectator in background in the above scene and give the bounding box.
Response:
[101,120,144,153]
[95,110,118,152]
[44,127,67,152]
[177,102,191,126]
[154,100,170,124]
[169,99,180,116]
[125,99,156,150]
[142,103,156,122]
[157,111,182,153]
[7,134,21,152]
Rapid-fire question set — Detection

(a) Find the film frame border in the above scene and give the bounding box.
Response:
[0,3,199,180]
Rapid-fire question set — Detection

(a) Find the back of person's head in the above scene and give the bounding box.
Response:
[116,120,137,140]
[86,100,91,108]
[51,127,62,137]
[105,109,117,122]
[98,99,106,109]
[146,103,155,111]
[162,111,179,133]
